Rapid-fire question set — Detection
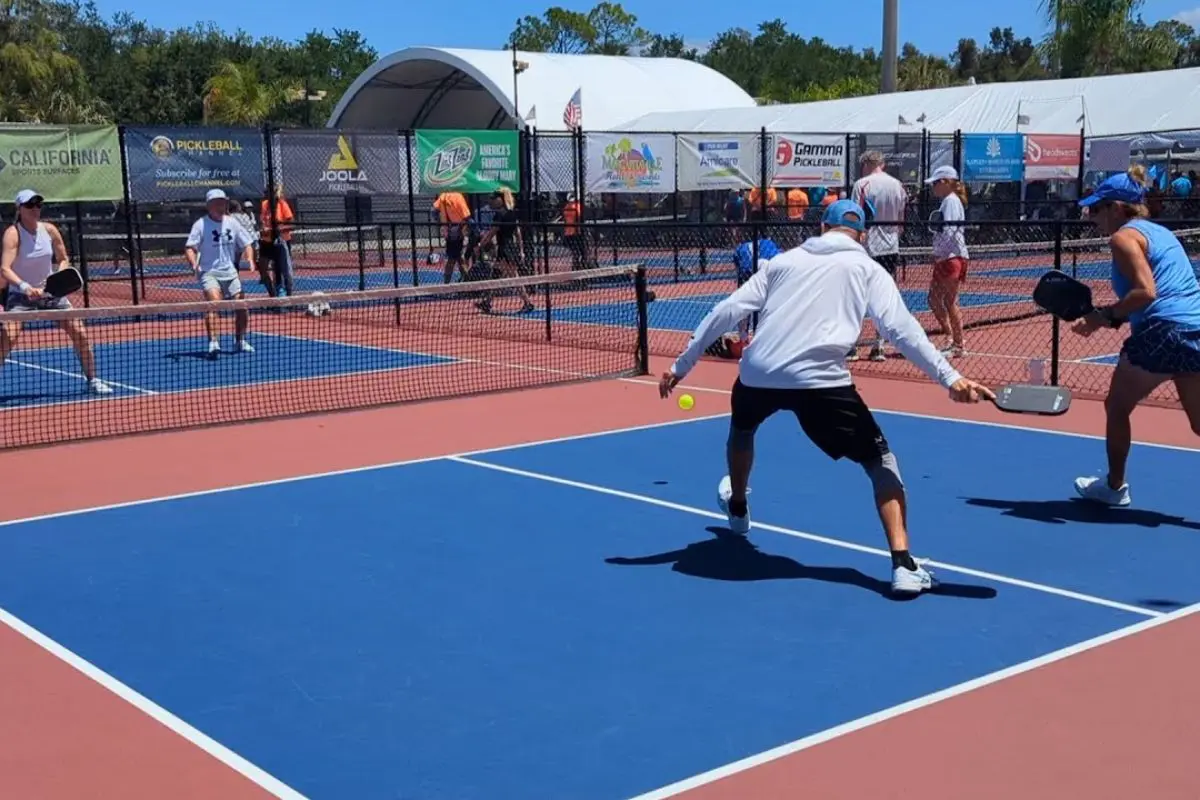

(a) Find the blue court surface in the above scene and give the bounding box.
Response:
[0,410,1196,798]
[0,334,453,408]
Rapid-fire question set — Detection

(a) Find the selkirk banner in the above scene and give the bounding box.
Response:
[414,130,519,194]
[771,134,846,188]
[124,126,265,202]
[0,125,123,201]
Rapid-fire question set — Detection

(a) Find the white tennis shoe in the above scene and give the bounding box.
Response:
[892,561,936,595]
[716,475,751,535]
[1074,475,1131,507]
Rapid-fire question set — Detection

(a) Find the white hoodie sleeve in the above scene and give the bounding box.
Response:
[670,269,770,379]
[865,265,963,389]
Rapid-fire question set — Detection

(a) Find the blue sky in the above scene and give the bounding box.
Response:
[90,0,1200,57]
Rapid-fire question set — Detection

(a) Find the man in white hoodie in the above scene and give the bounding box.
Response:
[659,200,994,596]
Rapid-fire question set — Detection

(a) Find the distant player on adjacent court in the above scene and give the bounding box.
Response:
[469,188,535,314]
[659,200,993,595]
[850,150,907,361]
[186,189,256,356]
[925,165,970,357]
[433,190,472,283]
[1071,167,1200,507]
[0,189,112,395]
[732,236,779,344]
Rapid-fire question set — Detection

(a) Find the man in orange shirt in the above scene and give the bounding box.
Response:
[257,185,294,297]
[561,194,586,270]
[433,191,472,283]
[748,186,778,220]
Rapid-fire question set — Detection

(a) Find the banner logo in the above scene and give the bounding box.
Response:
[422,136,476,189]
[321,135,368,188]
[600,137,663,189]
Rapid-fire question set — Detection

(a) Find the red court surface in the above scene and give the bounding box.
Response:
[2,357,1199,799]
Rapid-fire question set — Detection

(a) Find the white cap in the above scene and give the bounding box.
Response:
[14,189,43,206]
[925,165,959,184]
[205,188,228,203]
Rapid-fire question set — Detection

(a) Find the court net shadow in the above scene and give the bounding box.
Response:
[606,527,996,601]
[964,497,1200,532]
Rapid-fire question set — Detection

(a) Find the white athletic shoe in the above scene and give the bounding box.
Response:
[891,560,936,596]
[237,339,255,353]
[88,378,113,395]
[208,339,220,355]
[1074,475,1131,507]
[716,475,751,535]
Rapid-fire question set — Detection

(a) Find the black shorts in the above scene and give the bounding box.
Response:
[446,234,464,261]
[874,253,900,278]
[730,380,890,464]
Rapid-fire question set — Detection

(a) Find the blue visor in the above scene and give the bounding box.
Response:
[1079,173,1146,207]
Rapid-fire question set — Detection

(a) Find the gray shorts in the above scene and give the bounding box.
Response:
[199,271,243,299]
[5,292,72,312]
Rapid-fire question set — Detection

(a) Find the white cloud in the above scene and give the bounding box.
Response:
[1175,6,1200,28]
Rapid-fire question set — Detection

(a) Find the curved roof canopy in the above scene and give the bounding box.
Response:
[329,47,755,132]
[621,68,1200,139]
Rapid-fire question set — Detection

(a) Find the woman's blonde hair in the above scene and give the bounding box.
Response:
[495,187,515,211]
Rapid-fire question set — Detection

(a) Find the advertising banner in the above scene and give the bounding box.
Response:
[124,126,264,201]
[0,125,122,201]
[585,133,675,193]
[676,134,759,191]
[771,134,846,188]
[275,131,404,195]
[962,134,1025,182]
[1087,138,1133,173]
[1024,134,1081,180]
[414,130,519,194]
[862,133,922,183]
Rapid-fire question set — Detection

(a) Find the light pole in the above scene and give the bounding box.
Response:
[881,0,898,93]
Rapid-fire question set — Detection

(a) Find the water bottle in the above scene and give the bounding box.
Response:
[1029,358,1046,385]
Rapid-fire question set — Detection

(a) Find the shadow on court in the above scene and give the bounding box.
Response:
[965,497,1200,532]
[605,527,997,601]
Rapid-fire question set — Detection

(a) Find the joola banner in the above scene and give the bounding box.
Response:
[414,130,519,194]
[771,134,846,188]
[274,131,404,195]
[124,126,265,201]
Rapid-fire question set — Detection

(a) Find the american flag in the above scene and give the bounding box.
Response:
[563,88,582,130]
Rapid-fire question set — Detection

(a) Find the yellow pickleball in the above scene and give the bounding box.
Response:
[678,393,695,411]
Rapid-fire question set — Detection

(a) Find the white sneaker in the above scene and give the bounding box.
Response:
[891,560,936,596]
[1074,475,1131,507]
[716,475,751,535]
[208,340,220,355]
[237,339,255,353]
[88,378,113,395]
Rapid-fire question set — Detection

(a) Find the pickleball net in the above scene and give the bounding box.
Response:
[0,265,650,449]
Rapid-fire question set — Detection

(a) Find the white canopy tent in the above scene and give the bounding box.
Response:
[329,47,756,132]
[618,68,1200,138]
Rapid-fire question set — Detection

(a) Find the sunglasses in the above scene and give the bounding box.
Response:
[21,200,43,209]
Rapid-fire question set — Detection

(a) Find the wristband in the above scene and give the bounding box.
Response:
[18,282,31,294]
[1098,306,1125,328]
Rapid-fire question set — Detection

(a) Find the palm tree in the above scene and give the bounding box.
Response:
[202,61,282,125]
[1038,0,1175,77]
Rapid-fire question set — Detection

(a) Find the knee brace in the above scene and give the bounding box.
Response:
[862,452,904,495]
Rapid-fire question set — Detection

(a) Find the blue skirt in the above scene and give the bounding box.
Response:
[1122,318,1200,375]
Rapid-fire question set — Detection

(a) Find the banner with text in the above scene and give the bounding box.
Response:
[676,134,760,191]
[275,131,403,196]
[861,134,923,183]
[0,125,123,201]
[1024,134,1081,181]
[414,130,519,194]
[125,127,265,202]
[770,134,846,188]
[585,133,675,193]
[962,134,1025,182]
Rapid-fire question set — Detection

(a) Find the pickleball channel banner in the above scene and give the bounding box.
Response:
[414,130,520,194]
[0,125,123,202]
[124,127,265,202]
[275,130,404,196]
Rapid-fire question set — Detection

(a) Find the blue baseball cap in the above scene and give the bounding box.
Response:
[1078,173,1146,207]
[822,199,867,232]
[1171,176,1193,197]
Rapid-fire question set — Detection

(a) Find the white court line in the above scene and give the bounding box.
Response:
[447,456,1161,618]
[8,357,157,395]
[0,606,309,799]
[628,600,1200,800]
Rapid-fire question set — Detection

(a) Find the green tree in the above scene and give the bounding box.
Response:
[202,60,282,125]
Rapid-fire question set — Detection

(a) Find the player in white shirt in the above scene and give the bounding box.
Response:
[850,150,908,361]
[925,165,971,357]
[659,200,993,596]
[185,188,256,356]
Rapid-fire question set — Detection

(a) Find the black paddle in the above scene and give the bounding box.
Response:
[44,267,83,298]
[1032,270,1094,322]
[991,383,1072,416]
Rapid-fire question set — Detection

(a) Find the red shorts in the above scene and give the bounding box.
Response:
[933,257,968,282]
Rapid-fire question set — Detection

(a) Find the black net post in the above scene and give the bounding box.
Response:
[634,265,650,375]
[117,125,140,305]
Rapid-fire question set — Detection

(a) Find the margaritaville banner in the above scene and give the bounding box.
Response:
[414,130,520,194]
[124,126,265,201]
[0,125,123,201]
[585,133,675,193]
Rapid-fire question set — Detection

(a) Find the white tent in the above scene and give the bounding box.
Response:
[618,68,1200,137]
[329,47,755,132]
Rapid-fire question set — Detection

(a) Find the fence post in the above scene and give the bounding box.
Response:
[116,125,139,305]
[1075,127,1086,214]
[1050,220,1063,386]
[402,130,420,286]
[261,124,284,296]
[671,133,680,282]
[634,265,650,375]
[72,202,91,308]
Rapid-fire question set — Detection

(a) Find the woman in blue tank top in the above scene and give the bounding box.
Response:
[1072,166,1200,507]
